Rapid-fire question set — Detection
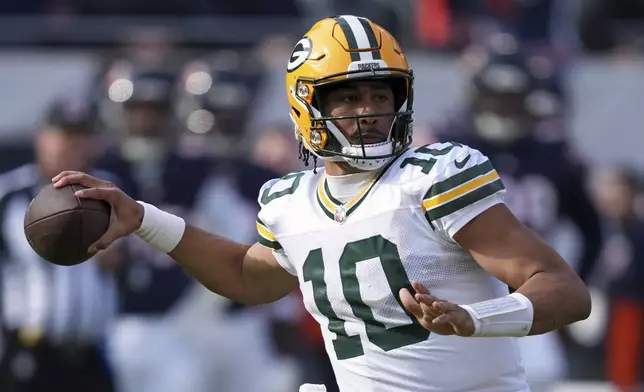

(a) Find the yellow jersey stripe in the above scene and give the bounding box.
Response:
[256,221,276,241]
[317,178,336,212]
[422,170,500,211]
[345,180,375,211]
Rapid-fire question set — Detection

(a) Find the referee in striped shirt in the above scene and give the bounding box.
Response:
[0,95,118,392]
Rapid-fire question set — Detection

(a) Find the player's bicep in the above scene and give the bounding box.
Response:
[243,242,298,303]
[453,204,576,289]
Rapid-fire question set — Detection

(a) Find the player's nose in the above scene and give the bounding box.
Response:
[359,116,378,126]
[359,106,379,125]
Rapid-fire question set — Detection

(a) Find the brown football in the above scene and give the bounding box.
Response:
[23,183,110,266]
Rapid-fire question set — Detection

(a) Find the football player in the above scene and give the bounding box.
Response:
[430,38,603,391]
[53,16,590,392]
[176,52,300,392]
[431,37,601,282]
[93,63,216,392]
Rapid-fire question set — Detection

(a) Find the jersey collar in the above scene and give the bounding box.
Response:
[315,150,405,223]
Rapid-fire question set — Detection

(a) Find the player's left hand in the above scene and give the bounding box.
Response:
[400,282,475,337]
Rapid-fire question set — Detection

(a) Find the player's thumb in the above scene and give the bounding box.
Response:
[399,288,422,318]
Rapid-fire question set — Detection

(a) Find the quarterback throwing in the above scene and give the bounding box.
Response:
[52,15,590,392]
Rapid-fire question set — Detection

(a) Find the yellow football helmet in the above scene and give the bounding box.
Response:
[286,15,414,171]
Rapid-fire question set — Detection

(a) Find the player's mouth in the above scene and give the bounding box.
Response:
[353,132,387,144]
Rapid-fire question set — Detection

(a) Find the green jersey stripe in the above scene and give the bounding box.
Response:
[316,192,336,220]
[425,179,505,221]
[258,236,282,250]
[323,180,343,205]
[425,160,495,199]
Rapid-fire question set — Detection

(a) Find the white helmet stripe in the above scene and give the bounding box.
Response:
[339,15,373,61]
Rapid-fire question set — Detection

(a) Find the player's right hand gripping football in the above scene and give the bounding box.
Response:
[400,282,475,337]
[52,171,144,253]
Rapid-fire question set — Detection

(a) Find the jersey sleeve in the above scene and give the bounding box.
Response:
[256,178,297,276]
[422,145,506,239]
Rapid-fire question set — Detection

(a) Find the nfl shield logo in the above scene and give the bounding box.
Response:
[334,205,347,223]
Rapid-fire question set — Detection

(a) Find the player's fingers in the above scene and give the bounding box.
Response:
[53,172,109,189]
[416,295,444,317]
[433,300,460,313]
[399,288,423,319]
[411,281,430,295]
[431,312,457,326]
[74,187,117,204]
[414,293,440,306]
[51,170,81,182]
[419,302,442,319]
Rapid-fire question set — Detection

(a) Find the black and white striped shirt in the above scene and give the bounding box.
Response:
[0,164,117,345]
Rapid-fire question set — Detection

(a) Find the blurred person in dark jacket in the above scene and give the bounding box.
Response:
[176,50,300,392]
[430,35,602,391]
[591,166,644,392]
[0,93,119,392]
[432,35,601,281]
[94,61,217,392]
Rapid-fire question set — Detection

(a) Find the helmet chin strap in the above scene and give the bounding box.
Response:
[341,141,395,171]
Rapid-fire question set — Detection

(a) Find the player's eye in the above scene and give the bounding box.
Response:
[341,94,358,103]
[374,94,390,102]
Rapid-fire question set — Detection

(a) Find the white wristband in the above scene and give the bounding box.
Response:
[460,292,534,338]
[135,201,186,253]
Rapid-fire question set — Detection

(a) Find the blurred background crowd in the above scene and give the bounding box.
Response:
[0,0,643,391]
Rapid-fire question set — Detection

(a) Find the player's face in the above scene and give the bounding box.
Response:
[323,81,395,145]
[36,127,96,177]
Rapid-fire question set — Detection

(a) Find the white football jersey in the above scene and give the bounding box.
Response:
[256,143,530,392]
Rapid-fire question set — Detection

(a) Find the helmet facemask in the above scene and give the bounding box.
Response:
[294,68,414,171]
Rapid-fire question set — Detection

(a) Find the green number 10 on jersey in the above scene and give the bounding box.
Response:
[303,235,430,360]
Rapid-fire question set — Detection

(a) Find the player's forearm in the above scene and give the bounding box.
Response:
[135,202,294,305]
[168,225,254,303]
[516,270,591,335]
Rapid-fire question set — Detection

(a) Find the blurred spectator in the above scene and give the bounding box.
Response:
[175,49,265,158]
[430,36,602,391]
[94,61,216,392]
[591,166,644,391]
[0,93,119,392]
[182,51,298,392]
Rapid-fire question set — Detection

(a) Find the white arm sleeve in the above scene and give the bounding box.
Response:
[256,178,297,276]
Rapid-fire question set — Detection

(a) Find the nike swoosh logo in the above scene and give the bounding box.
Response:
[454,154,471,169]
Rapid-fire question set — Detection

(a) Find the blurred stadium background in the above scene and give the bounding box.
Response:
[0,1,643,391]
